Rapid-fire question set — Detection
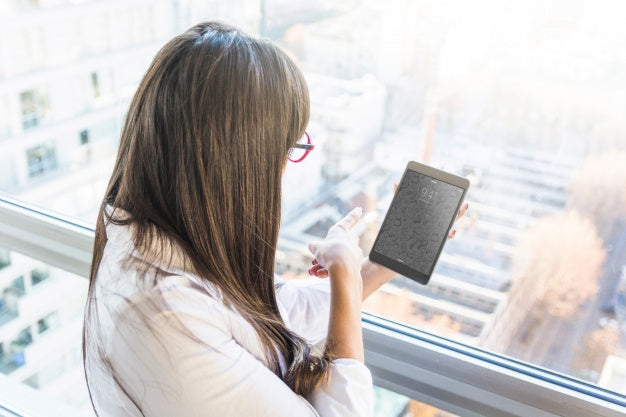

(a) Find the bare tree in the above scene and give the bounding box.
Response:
[568,151,626,240]
[512,210,606,318]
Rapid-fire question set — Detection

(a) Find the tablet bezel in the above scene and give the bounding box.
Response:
[368,161,470,285]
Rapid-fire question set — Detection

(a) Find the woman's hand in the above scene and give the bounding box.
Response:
[449,201,469,238]
[307,181,469,280]
[357,183,470,301]
[310,208,366,362]
[307,207,364,279]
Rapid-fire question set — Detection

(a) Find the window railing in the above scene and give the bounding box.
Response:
[0,195,625,417]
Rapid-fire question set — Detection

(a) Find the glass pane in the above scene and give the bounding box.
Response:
[0,246,91,414]
[2,0,625,401]
[273,0,626,398]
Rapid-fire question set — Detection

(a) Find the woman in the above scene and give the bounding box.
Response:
[82,22,464,416]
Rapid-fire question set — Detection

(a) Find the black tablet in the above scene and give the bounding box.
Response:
[369,161,470,285]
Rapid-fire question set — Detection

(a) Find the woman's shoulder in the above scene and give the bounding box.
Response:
[95,215,230,325]
[150,272,228,316]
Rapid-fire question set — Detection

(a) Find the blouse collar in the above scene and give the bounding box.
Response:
[103,204,193,275]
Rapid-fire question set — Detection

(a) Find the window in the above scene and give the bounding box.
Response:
[9,276,25,297]
[0,327,34,374]
[0,1,625,415]
[79,129,89,145]
[87,69,114,107]
[276,0,626,398]
[30,266,50,286]
[37,311,58,334]
[19,89,49,130]
[0,289,17,326]
[26,143,57,178]
[15,326,33,347]
[90,72,100,99]
[0,249,10,269]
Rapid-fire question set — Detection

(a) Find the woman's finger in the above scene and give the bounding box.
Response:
[393,182,399,193]
[334,207,363,231]
[309,264,324,275]
[315,268,329,278]
[310,267,329,278]
[448,229,457,239]
[456,202,469,220]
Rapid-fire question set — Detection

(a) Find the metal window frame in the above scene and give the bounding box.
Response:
[0,196,625,417]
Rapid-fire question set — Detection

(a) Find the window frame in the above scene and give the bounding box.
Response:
[0,195,625,417]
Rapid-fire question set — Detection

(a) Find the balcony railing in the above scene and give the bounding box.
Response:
[0,194,625,417]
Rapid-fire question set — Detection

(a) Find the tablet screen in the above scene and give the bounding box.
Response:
[372,170,464,276]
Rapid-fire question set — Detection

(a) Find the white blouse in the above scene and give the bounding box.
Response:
[85,209,374,417]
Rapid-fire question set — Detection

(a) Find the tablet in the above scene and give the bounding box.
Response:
[369,161,470,285]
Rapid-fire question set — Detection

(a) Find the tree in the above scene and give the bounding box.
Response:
[572,323,621,379]
[511,210,606,318]
[568,151,626,240]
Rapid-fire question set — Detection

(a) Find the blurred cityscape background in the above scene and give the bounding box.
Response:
[0,0,625,416]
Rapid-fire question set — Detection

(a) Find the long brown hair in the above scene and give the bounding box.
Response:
[83,21,331,413]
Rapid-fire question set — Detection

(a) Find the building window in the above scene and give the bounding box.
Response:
[0,249,10,269]
[26,143,57,178]
[90,72,100,99]
[9,276,25,297]
[0,327,33,374]
[0,288,18,326]
[37,311,58,335]
[15,327,33,347]
[19,89,49,130]
[79,129,90,145]
[30,266,50,285]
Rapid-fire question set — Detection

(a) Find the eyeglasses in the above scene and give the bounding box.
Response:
[288,131,314,163]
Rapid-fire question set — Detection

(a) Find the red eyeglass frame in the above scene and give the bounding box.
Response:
[288,131,315,163]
